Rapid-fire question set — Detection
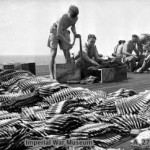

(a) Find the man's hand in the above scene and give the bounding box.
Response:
[75,34,81,38]
[99,54,103,57]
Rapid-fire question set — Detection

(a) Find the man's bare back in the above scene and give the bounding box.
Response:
[57,14,78,33]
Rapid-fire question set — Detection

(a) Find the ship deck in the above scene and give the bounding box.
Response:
[70,72,150,94]
[36,65,150,94]
[36,65,150,150]
[69,72,150,150]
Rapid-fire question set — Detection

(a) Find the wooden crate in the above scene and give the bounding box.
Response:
[21,63,29,71]
[54,63,81,83]
[2,62,36,75]
[14,63,22,70]
[86,65,127,83]
[114,65,127,81]
[3,63,14,70]
[28,63,36,75]
[100,65,127,83]
[99,67,115,83]
[21,62,36,75]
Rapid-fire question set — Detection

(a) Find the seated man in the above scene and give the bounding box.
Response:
[112,40,126,57]
[113,40,123,57]
[136,34,150,73]
[74,34,103,69]
[122,34,140,72]
[110,40,126,65]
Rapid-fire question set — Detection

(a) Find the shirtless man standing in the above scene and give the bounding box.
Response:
[47,5,79,79]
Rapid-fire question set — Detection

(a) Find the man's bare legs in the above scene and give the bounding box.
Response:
[62,49,71,63]
[49,47,57,79]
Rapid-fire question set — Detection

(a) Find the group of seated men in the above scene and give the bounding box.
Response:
[112,34,150,73]
[73,34,125,69]
[72,33,150,74]
[62,32,150,74]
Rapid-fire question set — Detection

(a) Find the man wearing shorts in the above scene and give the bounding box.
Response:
[47,5,79,79]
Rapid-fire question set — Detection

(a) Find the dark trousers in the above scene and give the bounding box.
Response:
[124,56,137,71]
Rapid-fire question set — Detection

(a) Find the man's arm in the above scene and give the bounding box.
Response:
[114,45,118,54]
[81,44,99,65]
[122,42,130,56]
[137,42,143,55]
[74,51,99,65]
[74,51,80,60]
[71,16,78,35]
[71,25,77,36]
[112,45,120,56]
[93,47,102,63]
[122,52,138,59]
[82,53,100,66]
[122,41,137,57]
[133,44,139,56]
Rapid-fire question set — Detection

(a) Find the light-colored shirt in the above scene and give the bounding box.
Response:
[114,44,123,56]
[114,44,119,54]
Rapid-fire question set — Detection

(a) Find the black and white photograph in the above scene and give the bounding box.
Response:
[0,0,150,150]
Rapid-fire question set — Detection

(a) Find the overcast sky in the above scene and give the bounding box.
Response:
[0,0,150,56]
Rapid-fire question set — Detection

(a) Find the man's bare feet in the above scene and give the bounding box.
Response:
[49,74,54,80]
